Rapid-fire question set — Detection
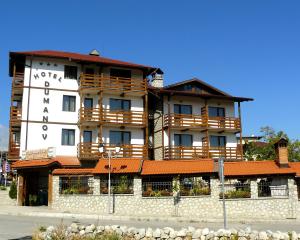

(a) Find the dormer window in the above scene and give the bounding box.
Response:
[110,68,131,79]
[64,65,78,79]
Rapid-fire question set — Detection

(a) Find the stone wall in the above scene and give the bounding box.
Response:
[51,175,299,220]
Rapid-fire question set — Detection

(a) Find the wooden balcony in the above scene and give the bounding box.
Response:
[164,114,241,132]
[8,142,20,160]
[164,146,242,161]
[79,108,146,127]
[79,74,147,95]
[78,143,147,160]
[10,106,22,125]
[12,73,24,89]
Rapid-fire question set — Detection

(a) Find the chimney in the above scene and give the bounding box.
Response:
[150,69,164,88]
[89,49,100,56]
[274,138,289,168]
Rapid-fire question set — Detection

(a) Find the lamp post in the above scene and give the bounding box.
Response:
[99,143,120,214]
[218,157,227,229]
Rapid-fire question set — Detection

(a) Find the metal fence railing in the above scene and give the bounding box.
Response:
[258,181,288,197]
[180,177,211,196]
[100,176,134,194]
[220,182,251,199]
[59,176,94,195]
[142,181,173,197]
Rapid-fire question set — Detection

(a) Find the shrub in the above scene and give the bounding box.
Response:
[9,181,17,199]
[0,185,7,191]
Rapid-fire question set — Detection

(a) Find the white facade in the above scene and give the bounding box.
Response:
[19,57,146,158]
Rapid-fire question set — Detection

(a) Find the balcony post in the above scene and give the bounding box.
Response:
[167,99,171,159]
[145,93,149,159]
[238,102,243,160]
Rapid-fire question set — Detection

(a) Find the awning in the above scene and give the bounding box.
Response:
[94,158,143,174]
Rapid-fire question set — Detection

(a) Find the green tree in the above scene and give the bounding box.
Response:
[9,180,17,199]
[244,126,300,162]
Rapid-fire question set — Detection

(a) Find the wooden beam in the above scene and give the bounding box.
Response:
[238,102,243,160]
[144,93,149,159]
[17,174,24,206]
[48,171,53,207]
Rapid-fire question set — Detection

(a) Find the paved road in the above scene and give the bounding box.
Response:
[1,214,300,240]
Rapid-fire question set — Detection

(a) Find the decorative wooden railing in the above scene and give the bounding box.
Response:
[102,109,146,126]
[79,108,146,126]
[79,74,147,94]
[78,143,147,160]
[8,142,20,160]
[164,114,240,131]
[164,146,209,159]
[10,106,22,123]
[164,114,207,128]
[12,72,24,88]
[164,146,242,161]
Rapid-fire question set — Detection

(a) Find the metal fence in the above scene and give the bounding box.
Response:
[180,177,211,196]
[142,181,173,197]
[220,182,251,199]
[258,181,288,197]
[59,176,94,195]
[100,176,134,194]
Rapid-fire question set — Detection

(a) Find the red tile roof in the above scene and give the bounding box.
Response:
[288,162,300,177]
[53,168,94,175]
[94,158,142,174]
[10,50,156,71]
[141,159,215,175]
[224,161,296,176]
[11,156,80,169]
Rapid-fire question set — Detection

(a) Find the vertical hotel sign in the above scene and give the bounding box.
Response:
[33,63,62,140]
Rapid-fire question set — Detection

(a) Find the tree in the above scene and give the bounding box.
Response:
[9,180,17,199]
[244,126,300,162]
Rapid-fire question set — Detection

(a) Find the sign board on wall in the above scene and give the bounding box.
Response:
[21,147,56,160]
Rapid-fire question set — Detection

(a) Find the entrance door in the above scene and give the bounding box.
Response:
[84,98,94,120]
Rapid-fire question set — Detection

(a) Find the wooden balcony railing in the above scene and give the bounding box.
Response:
[164,146,209,159]
[207,117,241,130]
[12,72,24,88]
[164,114,207,128]
[80,74,147,94]
[10,106,22,123]
[78,143,147,160]
[209,147,242,161]
[79,108,101,122]
[164,114,241,131]
[8,142,20,160]
[164,146,242,161]
[102,109,146,126]
[79,108,147,126]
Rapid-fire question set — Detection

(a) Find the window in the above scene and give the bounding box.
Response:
[109,131,131,145]
[100,175,133,194]
[210,136,226,147]
[61,129,75,146]
[84,98,93,108]
[180,176,210,196]
[208,107,225,117]
[142,177,173,197]
[62,95,76,112]
[83,131,92,143]
[174,104,192,115]
[59,176,93,195]
[64,65,78,79]
[110,99,131,111]
[174,134,193,147]
[110,68,131,79]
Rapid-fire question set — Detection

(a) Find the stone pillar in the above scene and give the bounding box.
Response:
[134,176,142,197]
[210,177,220,200]
[94,176,100,195]
[287,178,298,219]
[51,176,60,208]
[250,179,258,199]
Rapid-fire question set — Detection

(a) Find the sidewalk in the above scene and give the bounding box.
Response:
[1,204,300,225]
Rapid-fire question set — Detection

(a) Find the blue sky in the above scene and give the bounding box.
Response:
[0,0,299,149]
